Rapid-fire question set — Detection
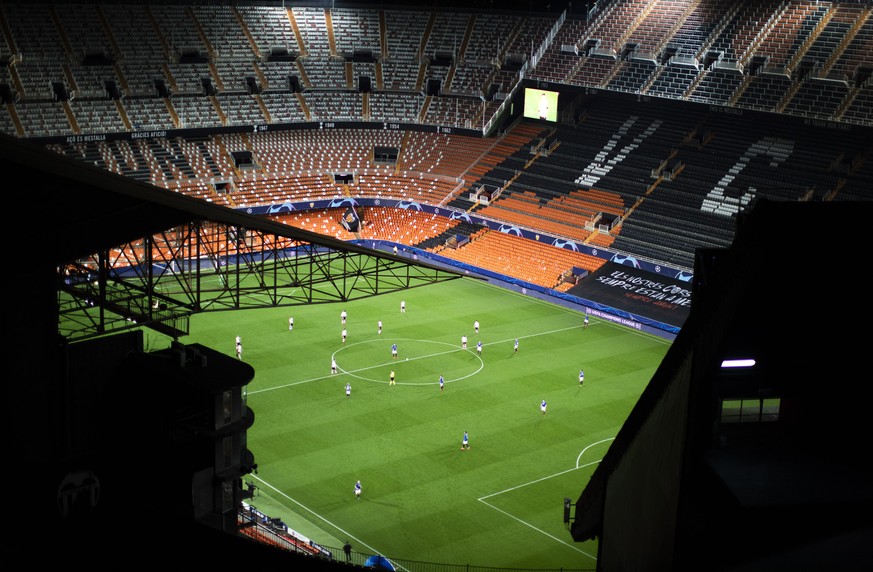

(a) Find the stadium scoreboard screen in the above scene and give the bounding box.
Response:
[523,87,559,122]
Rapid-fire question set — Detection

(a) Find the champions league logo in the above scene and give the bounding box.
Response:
[497,224,523,236]
[267,202,296,214]
[611,253,641,268]
[328,197,358,208]
[551,238,579,251]
[396,200,422,211]
[450,211,472,223]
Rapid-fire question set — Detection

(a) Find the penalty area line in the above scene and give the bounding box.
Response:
[477,497,596,560]
[478,461,601,501]
[475,441,616,562]
[251,474,391,564]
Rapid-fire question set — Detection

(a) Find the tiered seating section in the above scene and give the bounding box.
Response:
[42,86,873,276]
[436,228,607,289]
[7,2,873,286]
[530,1,873,124]
[1,1,872,140]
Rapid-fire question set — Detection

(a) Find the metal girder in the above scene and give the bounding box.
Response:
[58,218,464,343]
[0,130,467,344]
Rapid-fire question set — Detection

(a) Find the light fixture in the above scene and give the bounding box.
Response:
[720,358,756,368]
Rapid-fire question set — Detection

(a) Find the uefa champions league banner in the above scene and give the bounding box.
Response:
[243,198,692,280]
[551,290,682,334]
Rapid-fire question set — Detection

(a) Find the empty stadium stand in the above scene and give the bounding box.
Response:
[3,0,873,280]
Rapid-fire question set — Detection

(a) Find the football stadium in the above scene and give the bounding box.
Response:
[5,1,873,570]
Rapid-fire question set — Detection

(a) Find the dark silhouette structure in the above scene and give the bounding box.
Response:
[569,198,873,571]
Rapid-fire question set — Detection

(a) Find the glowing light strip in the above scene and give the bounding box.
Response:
[721,358,756,368]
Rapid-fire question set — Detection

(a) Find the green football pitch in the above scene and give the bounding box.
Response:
[172,277,672,570]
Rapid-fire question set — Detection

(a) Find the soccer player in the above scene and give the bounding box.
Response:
[439,374,444,392]
[538,91,549,120]
[346,382,351,398]
[377,320,382,335]
[541,399,547,415]
[332,357,338,374]
[461,335,467,350]
[235,335,241,346]
[514,338,519,353]
[474,320,479,334]
[289,316,294,331]
[236,341,243,360]
[342,328,347,343]
[341,310,347,325]
[583,315,589,329]
[462,431,469,450]
[355,480,362,500]
[476,340,482,356]
[391,343,398,359]
[579,369,585,386]
[389,370,395,385]
[400,300,405,313]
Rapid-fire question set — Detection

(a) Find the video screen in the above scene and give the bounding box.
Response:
[523,88,559,122]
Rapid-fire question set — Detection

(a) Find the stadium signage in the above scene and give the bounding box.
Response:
[709,105,743,116]
[131,130,168,139]
[804,118,851,131]
[586,307,643,330]
[596,270,691,309]
[65,134,106,143]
